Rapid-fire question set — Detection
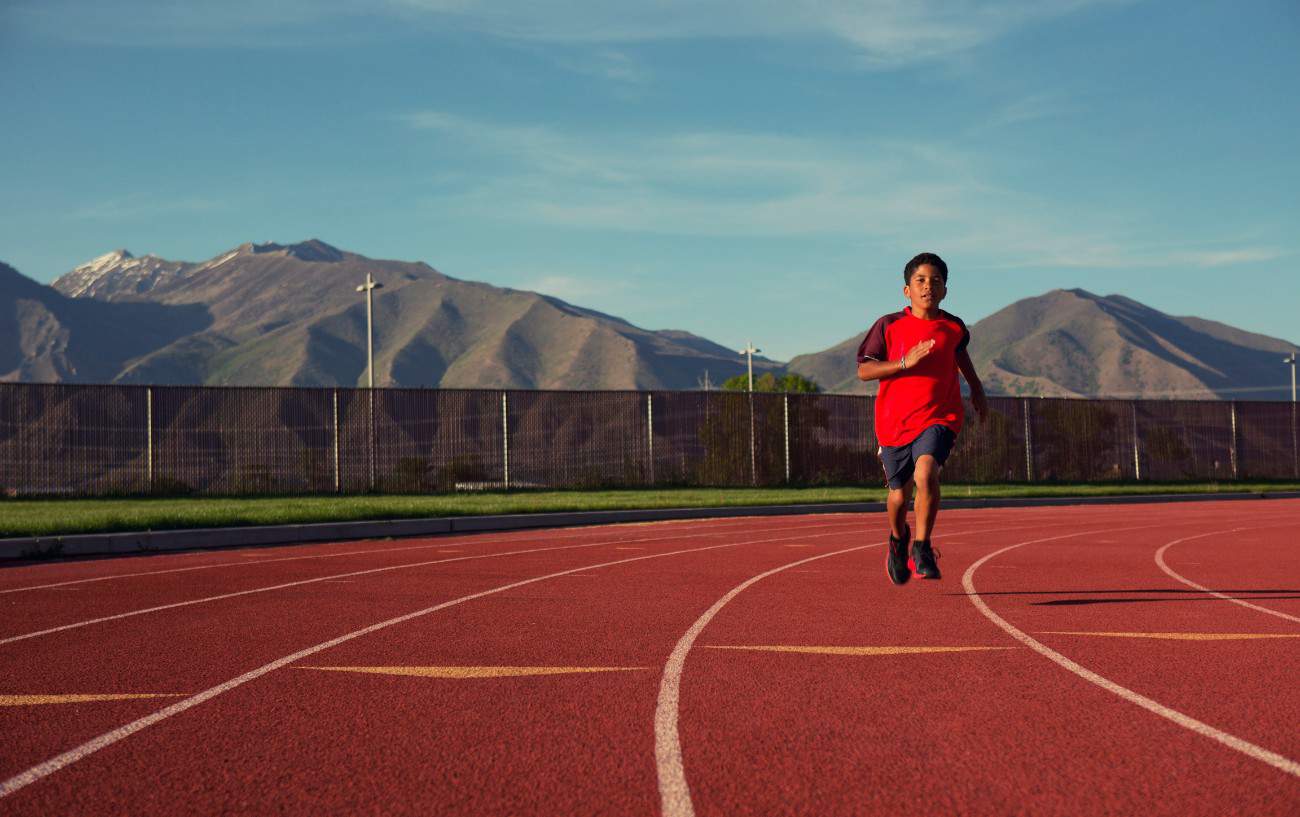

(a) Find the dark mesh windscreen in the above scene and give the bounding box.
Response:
[787,393,876,486]
[1235,401,1300,480]
[0,383,148,496]
[151,386,334,495]
[1,382,1296,497]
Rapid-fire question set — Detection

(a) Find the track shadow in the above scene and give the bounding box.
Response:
[1031,596,1300,606]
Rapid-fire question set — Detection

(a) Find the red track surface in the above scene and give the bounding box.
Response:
[1,502,1297,815]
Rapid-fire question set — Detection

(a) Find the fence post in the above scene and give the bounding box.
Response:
[783,393,790,483]
[1293,400,1298,479]
[367,388,376,492]
[1022,398,1034,482]
[1131,400,1141,481]
[146,386,154,493]
[1229,401,1239,479]
[502,391,510,490]
[748,392,757,486]
[332,388,340,494]
[646,393,655,486]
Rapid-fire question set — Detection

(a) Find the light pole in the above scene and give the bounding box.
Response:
[1286,352,1297,402]
[356,272,384,388]
[740,341,761,392]
[356,272,383,491]
[1288,352,1299,479]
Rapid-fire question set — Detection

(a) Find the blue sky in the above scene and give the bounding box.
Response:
[2,0,1297,361]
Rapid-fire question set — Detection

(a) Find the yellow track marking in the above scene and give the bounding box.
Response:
[1040,632,1300,641]
[296,665,646,678]
[704,645,1015,656]
[0,694,185,706]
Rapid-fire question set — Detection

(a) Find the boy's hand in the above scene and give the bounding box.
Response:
[970,389,988,421]
[904,339,935,369]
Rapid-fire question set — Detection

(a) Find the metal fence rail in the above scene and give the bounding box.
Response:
[0,383,1296,497]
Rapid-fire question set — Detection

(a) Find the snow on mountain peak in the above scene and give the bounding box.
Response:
[84,249,134,271]
[55,249,193,300]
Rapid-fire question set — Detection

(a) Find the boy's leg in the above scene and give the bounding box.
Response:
[909,425,956,580]
[884,480,914,585]
[886,480,914,540]
[913,455,940,540]
[879,443,915,586]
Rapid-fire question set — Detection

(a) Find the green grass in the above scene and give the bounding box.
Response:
[2,482,1298,539]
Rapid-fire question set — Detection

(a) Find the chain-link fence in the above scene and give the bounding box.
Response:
[0,383,1296,497]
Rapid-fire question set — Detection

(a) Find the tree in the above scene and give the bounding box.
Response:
[720,372,821,393]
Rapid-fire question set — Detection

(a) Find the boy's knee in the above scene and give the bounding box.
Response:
[914,457,939,484]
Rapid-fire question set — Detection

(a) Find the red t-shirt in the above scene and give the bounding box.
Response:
[856,307,970,446]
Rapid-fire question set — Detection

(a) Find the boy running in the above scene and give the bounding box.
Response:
[856,252,987,584]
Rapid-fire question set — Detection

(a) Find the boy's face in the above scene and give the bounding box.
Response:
[904,264,946,311]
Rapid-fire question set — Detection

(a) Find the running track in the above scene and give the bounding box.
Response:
[1,500,1297,815]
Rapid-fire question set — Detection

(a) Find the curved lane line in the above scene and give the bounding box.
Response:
[0,524,867,799]
[654,543,877,817]
[964,527,1300,780]
[0,517,783,595]
[1155,524,1300,625]
[0,520,862,647]
[651,519,1090,817]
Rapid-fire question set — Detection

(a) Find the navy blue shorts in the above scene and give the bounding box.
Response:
[879,424,957,490]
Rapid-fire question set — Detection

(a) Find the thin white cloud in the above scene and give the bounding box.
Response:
[966,227,1288,270]
[1176,248,1284,268]
[969,91,1083,134]
[557,49,653,85]
[515,274,625,302]
[70,194,228,221]
[393,0,1126,65]
[9,0,376,47]
[405,110,996,237]
[403,108,1287,274]
[14,0,1127,65]
[406,110,958,230]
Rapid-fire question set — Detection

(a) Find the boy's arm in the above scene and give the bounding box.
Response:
[956,348,987,419]
[857,339,935,382]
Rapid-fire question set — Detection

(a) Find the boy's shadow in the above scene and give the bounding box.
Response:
[946,588,1300,606]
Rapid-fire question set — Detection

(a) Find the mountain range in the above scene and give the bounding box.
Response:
[20,240,781,389]
[787,288,1298,400]
[1,240,1294,398]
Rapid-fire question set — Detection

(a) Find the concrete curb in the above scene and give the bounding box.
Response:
[3,491,1299,561]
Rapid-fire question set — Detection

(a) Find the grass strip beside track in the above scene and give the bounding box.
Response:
[1,482,1298,538]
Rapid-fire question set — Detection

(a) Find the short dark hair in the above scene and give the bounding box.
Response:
[904,252,948,284]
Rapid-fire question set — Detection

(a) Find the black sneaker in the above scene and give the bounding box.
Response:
[886,524,911,586]
[911,539,941,580]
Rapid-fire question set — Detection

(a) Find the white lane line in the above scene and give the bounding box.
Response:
[653,520,1043,817]
[0,518,776,595]
[0,525,864,799]
[964,527,1300,780]
[1155,525,1300,625]
[655,544,876,817]
[0,520,864,647]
